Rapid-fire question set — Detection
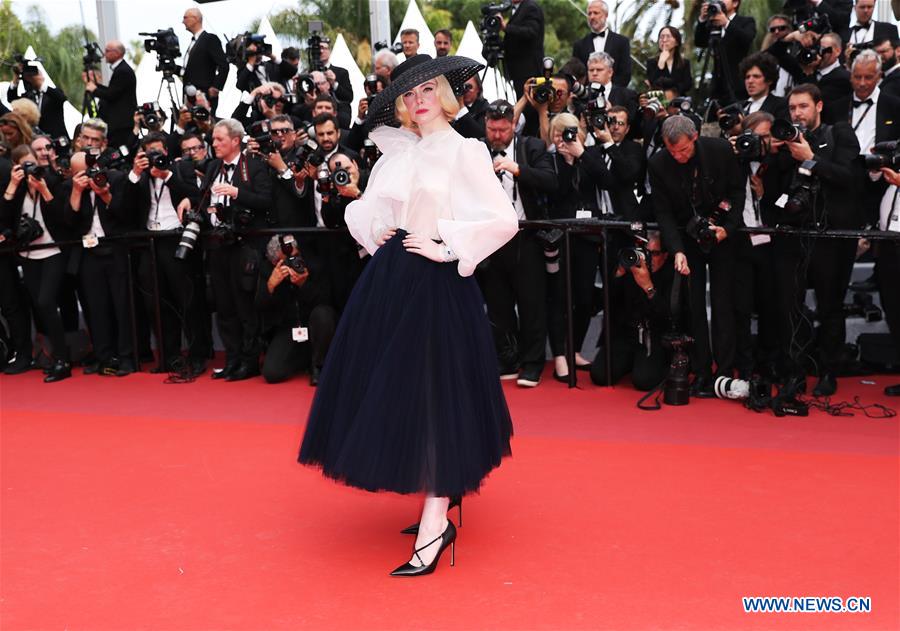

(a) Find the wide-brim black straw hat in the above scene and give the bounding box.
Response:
[365,54,484,130]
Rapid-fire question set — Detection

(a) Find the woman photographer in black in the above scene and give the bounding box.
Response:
[645,27,693,96]
[1,144,70,381]
[546,113,600,380]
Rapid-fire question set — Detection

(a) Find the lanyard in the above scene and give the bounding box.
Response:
[151,177,166,224]
[851,101,874,132]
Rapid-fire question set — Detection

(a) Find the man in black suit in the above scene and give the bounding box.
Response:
[481,100,556,387]
[462,75,489,127]
[178,118,274,381]
[585,52,639,134]
[6,66,68,138]
[126,132,213,376]
[648,115,745,395]
[235,41,277,94]
[182,8,229,116]
[318,40,353,105]
[63,150,133,376]
[801,0,853,34]
[83,41,137,149]
[572,0,632,88]
[775,83,861,395]
[738,52,789,120]
[499,0,545,98]
[877,37,900,98]
[842,0,899,46]
[695,0,757,103]
[578,106,643,220]
[769,30,852,124]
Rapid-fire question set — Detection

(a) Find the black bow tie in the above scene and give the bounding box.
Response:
[492,149,507,158]
[853,98,874,107]
[592,31,606,38]
[852,23,869,31]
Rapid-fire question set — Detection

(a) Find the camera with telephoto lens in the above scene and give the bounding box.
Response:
[862,140,900,170]
[617,222,650,270]
[279,235,307,275]
[734,129,765,162]
[175,209,203,260]
[9,53,41,82]
[642,90,668,117]
[306,21,326,73]
[16,215,44,244]
[331,160,351,187]
[316,164,332,194]
[583,90,610,131]
[360,138,382,170]
[705,0,726,16]
[140,28,181,76]
[51,136,72,170]
[145,150,170,170]
[562,126,578,143]
[661,332,693,406]
[796,43,831,66]
[21,161,45,180]
[771,118,806,142]
[190,105,210,122]
[364,73,380,95]
[84,149,108,186]
[137,101,165,129]
[294,139,323,168]
[795,12,831,35]
[249,120,276,155]
[531,57,556,104]
[718,102,744,131]
[686,200,730,253]
[784,160,820,220]
[535,227,564,274]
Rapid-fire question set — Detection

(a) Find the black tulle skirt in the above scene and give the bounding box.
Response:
[298,230,513,497]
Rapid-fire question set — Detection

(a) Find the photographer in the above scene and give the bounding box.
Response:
[841,0,897,47]
[500,0,546,99]
[695,0,757,103]
[179,133,212,188]
[181,8,229,116]
[294,113,357,227]
[876,167,900,396]
[231,82,291,130]
[63,150,133,376]
[1,145,70,381]
[183,119,273,381]
[648,115,745,395]
[256,235,336,385]
[763,14,796,97]
[584,52,639,133]
[345,73,388,152]
[82,41,138,149]
[589,230,675,391]
[738,52,789,119]
[572,1,633,88]
[6,61,68,139]
[462,74,489,127]
[234,38,276,94]
[772,84,860,395]
[126,132,211,376]
[171,91,215,154]
[309,71,352,129]
[317,39,353,105]
[481,99,556,387]
[518,70,572,148]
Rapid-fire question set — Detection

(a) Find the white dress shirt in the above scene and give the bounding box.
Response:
[88,191,106,238]
[495,137,526,221]
[880,185,899,232]
[849,22,875,45]
[851,87,879,156]
[591,30,608,54]
[19,193,60,260]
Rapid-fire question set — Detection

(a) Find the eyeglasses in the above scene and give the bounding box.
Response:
[486,103,512,118]
[182,145,203,154]
[271,128,294,136]
[769,25,789,33]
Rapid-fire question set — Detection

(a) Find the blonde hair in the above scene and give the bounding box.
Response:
[10,98,40,127]
[549,112,586,144]
[394,74,460,129]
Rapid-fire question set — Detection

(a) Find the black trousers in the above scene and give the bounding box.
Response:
[19,253,68,361]
[79,246,133,363]
[733,236,780,376]
[261,305,337,384]
[137,237,212,365]
[547,237,598,357]
[590,329,667,391]
[208,243,261,366]
[0,255,32,362]
[876,240,900,354]
[808,237,856,371]
[683,237,736,378]
[480,232,547,370]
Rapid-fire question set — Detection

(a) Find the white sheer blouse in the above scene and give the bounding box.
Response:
[345,125,519,277]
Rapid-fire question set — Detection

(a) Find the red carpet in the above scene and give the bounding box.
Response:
[1,367,898,630]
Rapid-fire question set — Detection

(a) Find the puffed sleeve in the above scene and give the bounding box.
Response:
[344,126,418,255]
[441,138,519,276]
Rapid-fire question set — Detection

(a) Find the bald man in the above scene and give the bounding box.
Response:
[83,40,137,148]
[182,8,229,115]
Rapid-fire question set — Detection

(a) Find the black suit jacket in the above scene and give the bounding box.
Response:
[840,21,898,44]
[123,161,200,230]
[751,94,789,120]
[328,65,353,103]
[468,96,489,126]
[645,56,693,95]
[572,30,632,87]
[812,0,852,33]
[881,69,900,100]
[607,85,640,138]
[451,112,483,139]
[502,0,545,85]
[6,84,68,138]
[695,14,757,102]
[1,172,71,243]
[648,137,745,254]
[488,134,555,220]
[93,61,137,136]
[816,66,853,126]
[801,122,862,228]
[183,31,229,93]
[578,139,643,220]
[198,153,274,231]
[236,60,278,93]
[63,169,130,236]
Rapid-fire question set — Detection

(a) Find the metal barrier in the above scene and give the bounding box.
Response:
[3,221,900,385]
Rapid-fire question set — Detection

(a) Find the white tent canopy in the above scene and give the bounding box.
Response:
[331,33,366,121]
[394,0,435,60]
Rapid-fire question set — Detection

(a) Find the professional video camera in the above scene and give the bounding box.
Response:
[249,120,277,155]
[226,33,272,66]
[140,28,182,76]
[306,20,326,73]
[531,57,556,104]
[734,129,766,162]
[661,331,693,406]
[863,140,900,170]
[796,42,831,66]
[279,234,307,274]
[137,101,166,129]
[618,223,650,270]
[82,41,103,72]
[480,1,512,67]
[718,102,744,131]
[51,136,72,170]
[175,208,203,260]
[686,200,730,253]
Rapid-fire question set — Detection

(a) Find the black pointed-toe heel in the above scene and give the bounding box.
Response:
[400,496,462,535]
[390,521,456,577]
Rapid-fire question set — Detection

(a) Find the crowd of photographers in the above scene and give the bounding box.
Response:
[1,1,899,409]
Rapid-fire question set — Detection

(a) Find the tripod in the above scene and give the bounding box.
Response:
[156,69,183,133]
[481,48,515,103]
[81,65,100,120]
[696,31,737,118]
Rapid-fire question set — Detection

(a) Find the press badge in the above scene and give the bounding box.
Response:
[292,326,309,343]
[149,221,161,230]
[82,234,99,248]
[750,234,772,246]
[576,209,592,219]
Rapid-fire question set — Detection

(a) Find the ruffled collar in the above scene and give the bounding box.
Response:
[369,125,459,156]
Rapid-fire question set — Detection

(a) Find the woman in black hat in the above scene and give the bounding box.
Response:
[298,54,518,576]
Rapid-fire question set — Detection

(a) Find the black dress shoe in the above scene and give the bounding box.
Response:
[390,521,456,577]
[517,365,542,387]
[553,370,569,383]
[44,360,71,383]
[812,372,837,397]
[82,361,101,375]
[690,376,716,398]
[190,358,208,377]
[225,363,260,382]
[309,365,320,386]
[211,363,239,380]
[115,360,136,377]
[4,358,35,375]
[885,384,900,396]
